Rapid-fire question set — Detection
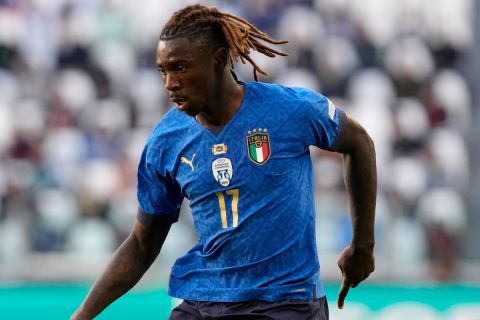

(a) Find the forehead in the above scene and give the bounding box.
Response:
[156,37,205,65]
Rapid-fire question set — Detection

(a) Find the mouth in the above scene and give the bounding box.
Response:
[170,96,187,111]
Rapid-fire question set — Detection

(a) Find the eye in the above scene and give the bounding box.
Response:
[158,68,167,76]
[176,65,186,72]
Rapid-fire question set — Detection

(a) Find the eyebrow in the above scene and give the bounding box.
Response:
[157,58,189,68]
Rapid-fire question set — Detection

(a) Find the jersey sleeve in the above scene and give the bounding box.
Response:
[136,138,183,225]
[300,93,346,151]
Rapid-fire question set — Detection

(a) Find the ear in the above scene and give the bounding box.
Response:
[213,47,229,69]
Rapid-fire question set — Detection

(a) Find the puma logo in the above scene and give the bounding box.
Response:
[180,153,196,171]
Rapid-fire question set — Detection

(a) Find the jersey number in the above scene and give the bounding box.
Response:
[215,189,239,229]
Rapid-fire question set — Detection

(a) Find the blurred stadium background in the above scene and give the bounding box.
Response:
[0,0,479,319]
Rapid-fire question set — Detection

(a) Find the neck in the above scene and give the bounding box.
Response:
[195,72,244,128]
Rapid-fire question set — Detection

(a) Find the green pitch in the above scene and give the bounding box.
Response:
[0,283,479,319]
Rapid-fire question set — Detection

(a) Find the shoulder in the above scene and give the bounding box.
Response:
[157,107,192,131]
[144,107,192,152]
[245,81,327,108]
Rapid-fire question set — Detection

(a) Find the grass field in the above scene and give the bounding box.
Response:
[0,283,479,319]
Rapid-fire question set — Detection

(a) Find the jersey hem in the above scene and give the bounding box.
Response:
[329,109,347,151]
[168,276,325,303]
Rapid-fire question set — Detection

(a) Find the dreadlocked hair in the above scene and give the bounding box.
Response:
[160,4,288,81]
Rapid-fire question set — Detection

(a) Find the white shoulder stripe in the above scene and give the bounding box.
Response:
[327,98,336,120]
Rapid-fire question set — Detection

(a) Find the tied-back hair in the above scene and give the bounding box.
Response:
[160,4,288,81]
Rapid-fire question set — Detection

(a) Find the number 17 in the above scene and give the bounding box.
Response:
[215,189,239,229]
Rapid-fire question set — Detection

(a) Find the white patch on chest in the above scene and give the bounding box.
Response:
[212,157,233,187]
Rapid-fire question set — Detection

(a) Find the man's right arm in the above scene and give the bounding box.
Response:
[71,213,172,320]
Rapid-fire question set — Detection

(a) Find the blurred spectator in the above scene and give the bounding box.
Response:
[417,187,468,280]
[0,0,474,282]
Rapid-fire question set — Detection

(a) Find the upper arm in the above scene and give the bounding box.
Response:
[130,213,173,263]
[137,133,183,221]
[333,114,375,156]
[297,91,346,151]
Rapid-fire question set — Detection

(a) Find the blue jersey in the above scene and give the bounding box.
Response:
[137,81,346,302]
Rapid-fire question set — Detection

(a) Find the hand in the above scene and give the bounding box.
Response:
[336,244,375,309]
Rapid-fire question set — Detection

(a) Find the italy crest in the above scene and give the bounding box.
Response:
[246,129,271,165]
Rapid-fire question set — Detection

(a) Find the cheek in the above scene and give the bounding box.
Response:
[183,64,217,99]
[191,74,215,96]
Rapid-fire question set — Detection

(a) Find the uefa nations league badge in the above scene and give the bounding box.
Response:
[212,157,233,187]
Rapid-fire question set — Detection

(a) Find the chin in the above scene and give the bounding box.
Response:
[183,108,200,117]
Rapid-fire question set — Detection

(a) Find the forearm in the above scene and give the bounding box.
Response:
[343,133,376,249]
[74,235,156,319]
[334,115,377,307]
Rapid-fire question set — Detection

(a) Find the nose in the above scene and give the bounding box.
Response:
[165,73,180,91]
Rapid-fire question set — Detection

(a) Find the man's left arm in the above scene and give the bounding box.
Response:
[333,114,377,309]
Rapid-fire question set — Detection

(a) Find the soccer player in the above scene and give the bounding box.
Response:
[71,4,376,320]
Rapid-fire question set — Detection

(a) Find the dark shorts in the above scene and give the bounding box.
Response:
[169,296,329,320]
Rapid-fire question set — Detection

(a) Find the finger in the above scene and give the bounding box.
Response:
[350,272,368,288]
[337,277,351,309]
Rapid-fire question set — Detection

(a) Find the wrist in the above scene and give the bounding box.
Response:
[350,240,374,251]
[71,306,93,320]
